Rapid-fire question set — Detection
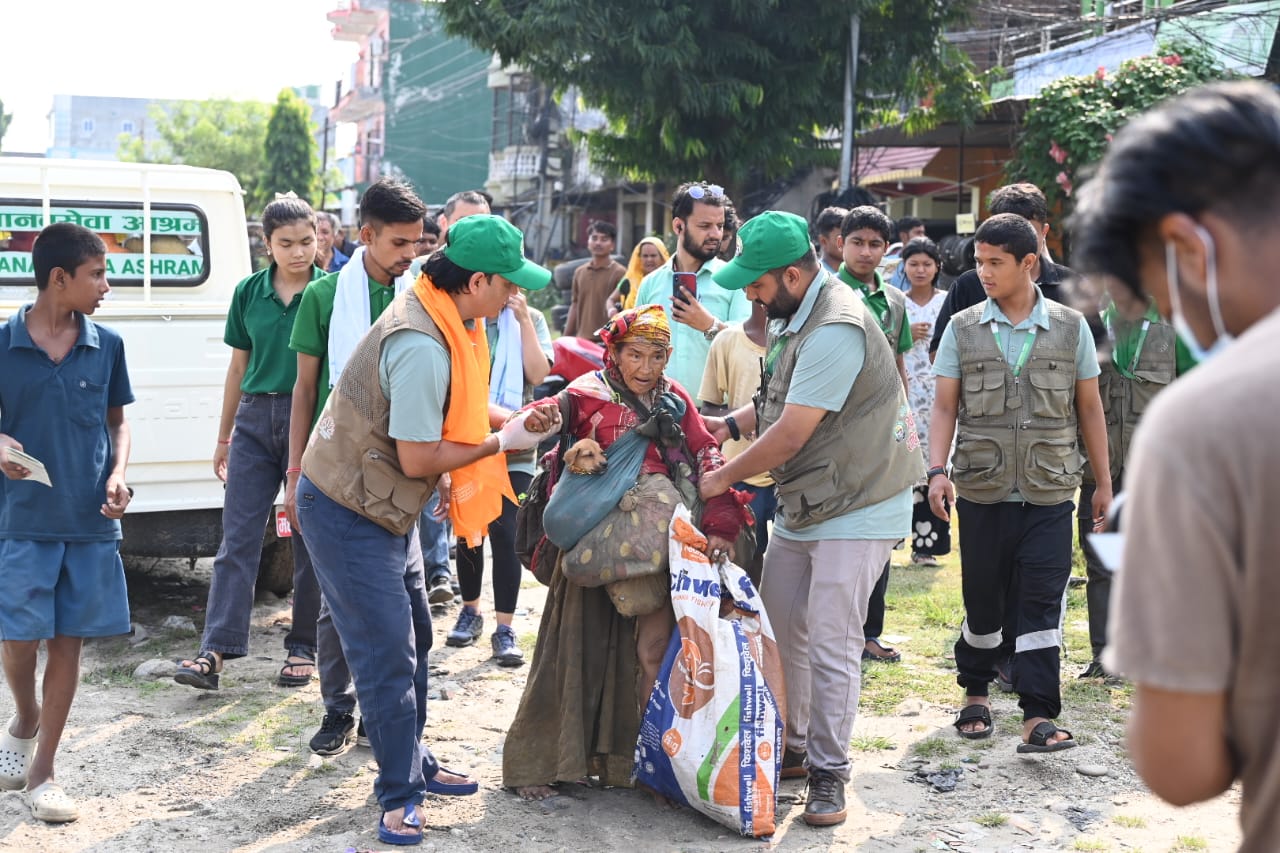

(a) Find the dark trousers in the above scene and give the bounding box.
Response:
[456,471,531,614]
[954,497,1074,721]
[1077,476,1122,662]
[862,561,891,639]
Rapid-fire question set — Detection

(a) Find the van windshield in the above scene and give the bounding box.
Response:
[0,200,210,287]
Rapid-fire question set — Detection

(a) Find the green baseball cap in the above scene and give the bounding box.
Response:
[712,210,812,291]
[443,214,551,291]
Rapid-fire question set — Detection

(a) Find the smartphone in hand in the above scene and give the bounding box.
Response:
[673,271,698,304]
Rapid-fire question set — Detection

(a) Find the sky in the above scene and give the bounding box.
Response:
[0,0,361,154]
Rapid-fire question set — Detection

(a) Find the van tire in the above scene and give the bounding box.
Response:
[256,539,295,596]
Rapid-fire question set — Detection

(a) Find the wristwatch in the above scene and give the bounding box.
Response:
[927,466,948,480]
[703,319,724,341]
[725,415,742,442]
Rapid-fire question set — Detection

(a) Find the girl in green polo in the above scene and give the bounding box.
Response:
[175,194,327,691]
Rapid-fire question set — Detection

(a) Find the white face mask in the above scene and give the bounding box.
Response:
[1165,225,1234,362]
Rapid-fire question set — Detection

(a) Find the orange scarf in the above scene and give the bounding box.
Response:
[413,274,515,546]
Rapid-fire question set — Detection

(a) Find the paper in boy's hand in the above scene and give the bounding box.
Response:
[4,448,53,487]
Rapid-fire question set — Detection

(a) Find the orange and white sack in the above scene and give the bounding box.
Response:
[633,503,786,837]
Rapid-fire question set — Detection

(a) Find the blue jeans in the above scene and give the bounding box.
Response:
[310,524,424,718]
[296,474,438,812]
[201,393,320,660]
[419,494,451,584]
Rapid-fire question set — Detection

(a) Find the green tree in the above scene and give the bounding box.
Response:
[0,98,12,150]
[438,0,982,194]
[1008,41,1232,212]
[263,89,320,207]
[118,99,271,212]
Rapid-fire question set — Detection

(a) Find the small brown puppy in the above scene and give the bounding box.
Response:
[564,438,607,475]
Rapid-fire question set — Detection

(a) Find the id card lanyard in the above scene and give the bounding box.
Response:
[991,320,1037,377]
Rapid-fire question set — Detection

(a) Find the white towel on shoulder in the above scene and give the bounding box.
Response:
[327,247,415,387]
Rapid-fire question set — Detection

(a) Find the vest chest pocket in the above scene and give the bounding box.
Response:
[1027,367,1074,420]
[1129,364,1174,414]
[962,370,1006,418]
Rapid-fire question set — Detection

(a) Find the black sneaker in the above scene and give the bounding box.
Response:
[355,718,369,748]
[491,625,524,668]
[428,574,455,605]
[309,711,356,756]
[446,606,484,647]
[803,768,847,826]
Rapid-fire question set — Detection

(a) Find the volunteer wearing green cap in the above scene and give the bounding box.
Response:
[700,210,923,827]
[294,214,559,845]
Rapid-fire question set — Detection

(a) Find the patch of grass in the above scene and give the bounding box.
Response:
[975,812,1008,828]
[1112,814,1146,829]
[859,660,956,716]
[938,761,960,771]
[136,679,168,696]
[520,578,543,590]
[1172,837,1208,851]
[82,662,137,687]
[911,737,958,759]
[849,734,895,751]
[1073,838,1109,851]
[517,632,538,658]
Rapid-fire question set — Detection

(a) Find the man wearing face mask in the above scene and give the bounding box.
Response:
[1071,81,1280,852]
[634,182,753,392]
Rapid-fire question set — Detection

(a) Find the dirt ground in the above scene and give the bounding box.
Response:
[0,555,1243,853]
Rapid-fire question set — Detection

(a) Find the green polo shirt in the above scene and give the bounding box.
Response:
[837,264,913,354]
[289,269,399,425]
[224,264,325,394]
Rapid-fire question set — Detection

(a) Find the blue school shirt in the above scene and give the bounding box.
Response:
[0,306,135,541]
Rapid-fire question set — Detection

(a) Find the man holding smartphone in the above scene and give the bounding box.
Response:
[634,182,753,392]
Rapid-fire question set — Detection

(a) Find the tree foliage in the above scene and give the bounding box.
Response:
[1008,41,1233,212]
[0,98,12,150]
[118,99,271,213]
[263,89,320,207]
[437,0,980,192]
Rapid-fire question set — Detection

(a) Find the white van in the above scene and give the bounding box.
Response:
[0,157,295,592]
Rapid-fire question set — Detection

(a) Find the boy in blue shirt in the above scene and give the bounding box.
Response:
[0,223,134,823]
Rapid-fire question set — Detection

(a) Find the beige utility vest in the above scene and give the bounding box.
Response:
[756,275,923,530]
[951,298,1084,505]
[1083,318,1177,484]
[302,289,447,535]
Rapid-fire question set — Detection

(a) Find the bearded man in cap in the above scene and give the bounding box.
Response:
[699,211,922,827]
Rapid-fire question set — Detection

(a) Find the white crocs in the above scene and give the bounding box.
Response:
[0,715,38,791]
[26,781,79,823]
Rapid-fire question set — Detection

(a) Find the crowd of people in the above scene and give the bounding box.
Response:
[1,80,1276,848]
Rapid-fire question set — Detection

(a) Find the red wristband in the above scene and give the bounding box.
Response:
[217,438,231,445]
[286,467,302,475]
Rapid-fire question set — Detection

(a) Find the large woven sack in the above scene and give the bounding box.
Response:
[633,504,785,838]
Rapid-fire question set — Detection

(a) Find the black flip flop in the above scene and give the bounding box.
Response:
[953,703,993,740]
[276,654,315,688]
[1016,721,1076,753]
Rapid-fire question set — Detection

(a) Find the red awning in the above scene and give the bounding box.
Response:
[853,146,941,186]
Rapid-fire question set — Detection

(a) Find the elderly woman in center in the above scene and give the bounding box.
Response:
[503,304,749,801]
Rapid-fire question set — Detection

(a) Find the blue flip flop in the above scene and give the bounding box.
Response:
[426,765,479,796]
[377,803,423,846]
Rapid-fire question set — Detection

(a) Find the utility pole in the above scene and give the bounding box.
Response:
[838,14,861,193]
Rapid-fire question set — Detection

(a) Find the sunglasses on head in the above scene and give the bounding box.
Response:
[687,184,724,201]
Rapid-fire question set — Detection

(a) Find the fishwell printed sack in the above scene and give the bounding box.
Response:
[633,504,786,838]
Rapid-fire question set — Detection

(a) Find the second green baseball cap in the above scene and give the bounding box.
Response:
[443,214,552,291]
[712,211,813,291]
